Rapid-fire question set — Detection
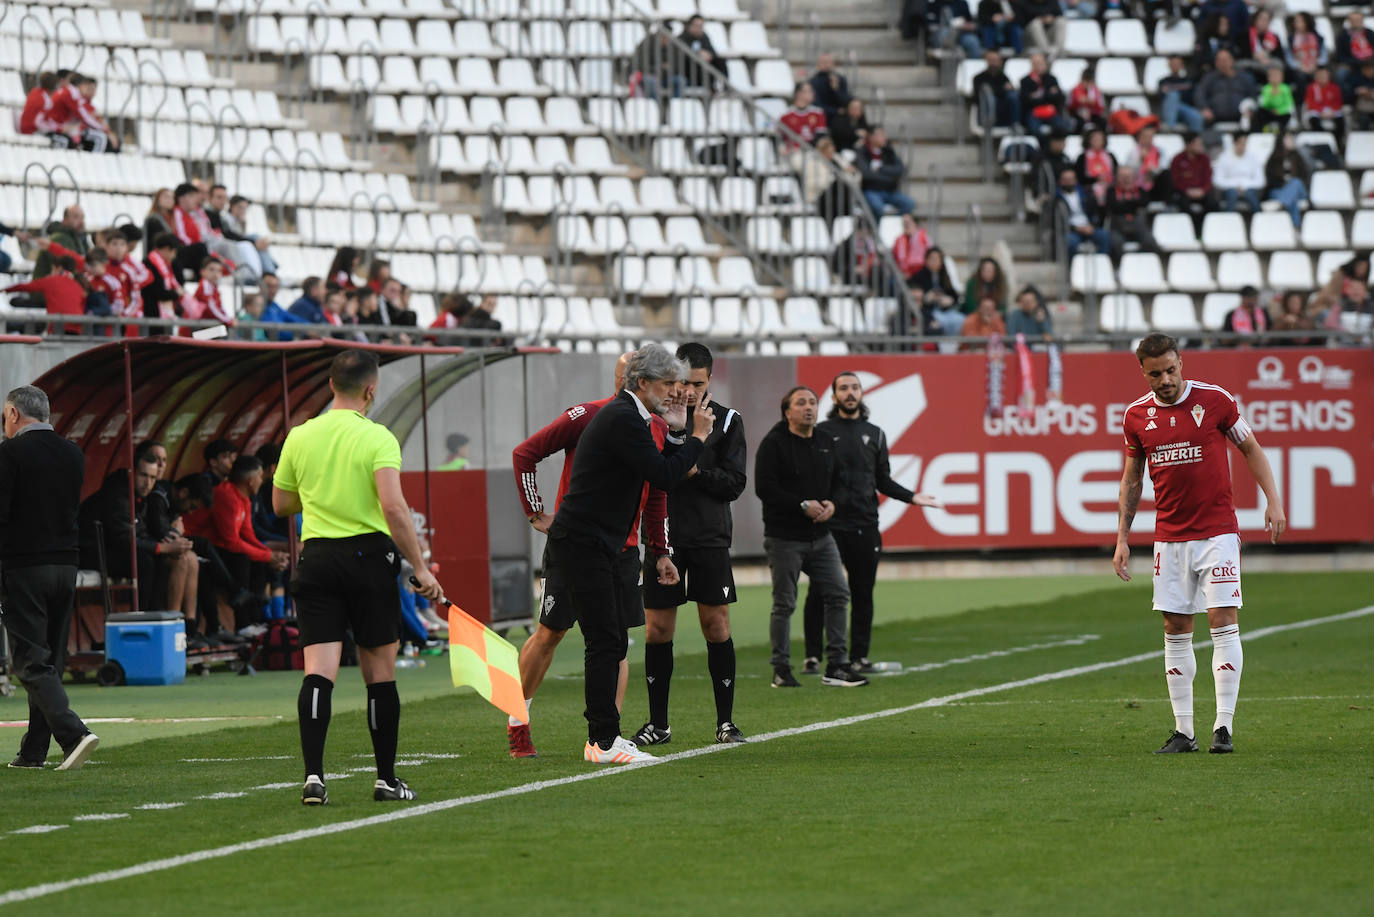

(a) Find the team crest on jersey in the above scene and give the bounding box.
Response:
[1147,406,1156,417]
[862,434,870,445]
[1191,405,1205,427]
[1144,420,1157,430]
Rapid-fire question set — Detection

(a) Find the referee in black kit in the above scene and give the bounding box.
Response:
[547,345,714,764]
[273,351,443,805]
[0,386,99,771]
[634,343,749,748]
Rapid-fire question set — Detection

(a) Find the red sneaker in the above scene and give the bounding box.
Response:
[508,723,538,758]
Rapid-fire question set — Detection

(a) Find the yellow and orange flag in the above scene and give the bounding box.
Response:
[445,602,527,725]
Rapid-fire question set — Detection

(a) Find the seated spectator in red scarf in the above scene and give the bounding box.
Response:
[1221,285,1269,344]
[104,228,150,323]
[142,232,182,319]
[203,456,288,630]
[892,212,931,281]
[1067,68,1106,131]
[1075,127,1116,206]
[180,257,234,328]
[3,254,85,334]
[1303,66,1345,132]
[1335,11,1374,71]
[1125,124,1170,201]
[326,247,361,291]
[1104,167,1159,260]
[1284,13,1325,89]
[1243,10,1284,72]
[1168,132,1216,234]
[779,82,827,158]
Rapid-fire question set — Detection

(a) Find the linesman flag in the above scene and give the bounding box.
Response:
[446,600,527,725]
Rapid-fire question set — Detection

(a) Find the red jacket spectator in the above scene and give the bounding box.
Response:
[46,86,79,129]
[3,273,85,333]
[172,205,202,246]
[780,105,827,151]
[181,277,233,324]
[1304,80,1344,118]
[19,86,59,135]
[1170,149,1213,193]
[207,479,271,562]
[892,228,931,278]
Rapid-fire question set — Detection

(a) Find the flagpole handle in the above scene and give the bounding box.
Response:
[409,575,449,607]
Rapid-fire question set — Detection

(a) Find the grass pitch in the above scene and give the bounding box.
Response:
[1,571,1371,916]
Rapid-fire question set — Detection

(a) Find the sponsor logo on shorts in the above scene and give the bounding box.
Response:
[1232,589,1240,597]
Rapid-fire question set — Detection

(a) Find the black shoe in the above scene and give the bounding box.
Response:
[8,756,44,769]
[631,722,672,746]
[374,777,417,801]
[187,635,212,652]
[822,666,869,687]
[1209,726,1233,754]
[1153,731,1199,754]
[715,722,747,744]
[771,668,802,688]
[212,630,247,645]
[302,774,328,805]
[851,657,876,674]
[800,657,821,676]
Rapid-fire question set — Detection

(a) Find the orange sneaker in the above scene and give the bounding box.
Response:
[583,736,655,765]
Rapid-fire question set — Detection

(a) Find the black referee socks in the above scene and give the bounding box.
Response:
[298,674,333,778]
[644,641,674,728]
[707,638,736,726]
[367,681,401,784]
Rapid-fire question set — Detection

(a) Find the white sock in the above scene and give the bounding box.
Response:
[1164,633,1196,739]
[508,697,532,728]
[1210,624,1243,733]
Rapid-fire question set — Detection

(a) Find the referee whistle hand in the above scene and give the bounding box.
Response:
[1112,543,1131,582]
[692,394,715,441]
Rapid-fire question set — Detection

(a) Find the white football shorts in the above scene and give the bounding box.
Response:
[1151,533,1243,615]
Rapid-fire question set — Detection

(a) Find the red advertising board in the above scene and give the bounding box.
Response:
[400,470,492,623]
[797,348,1374,549]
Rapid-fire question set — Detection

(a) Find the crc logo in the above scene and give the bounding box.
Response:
[1211,565,1238,578]
[1297,356,1354,389]
[1250,356,1291,390]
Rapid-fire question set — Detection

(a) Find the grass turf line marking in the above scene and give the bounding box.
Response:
[3,604,1369,907]
[9,826,68,835]
[947,694,1374,707]
[72,814,129,822]
[899,634,1101,674]
[135,804,185,811]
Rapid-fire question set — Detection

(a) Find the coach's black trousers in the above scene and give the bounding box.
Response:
[547,533,625,745]
[0,565,88,759]
[804,527,882,662]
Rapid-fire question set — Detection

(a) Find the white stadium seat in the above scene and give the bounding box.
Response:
[1200,212,1248,251]
[1308,171,1356,209]
[1201,293,1240,329]
[1249,212,1297,251]
[1215,251,1261,289]
[1117,253,1167,293]
[1150,294,1200,331]
[1098,294,1148,332]
[1300,211,1347,250]
[1166,252,1217,292]
[1070,254,1116,293]
[1266,251,1313,290]
[1153,213,1200,251]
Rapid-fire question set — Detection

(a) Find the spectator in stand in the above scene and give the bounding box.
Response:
[960,295,1007,349]
[1034,130,1072,204]
[629,29,680,100]
[1196,15,1242,68]
[145,188,175,242]
[0,220,28,274]
[1271,291,1315,345]
[828,98,870,152]
[326,247,361,290]
[1160,55,1206,134]
[238,293,265,338]
[1169,132,1216,234]
[933,0,983,59]
[366,259,390,294]
[205,455,288,631]
[19,72,66,143]
[856,126,915,217]
[1196,0,1249,39]
[104,226,149,326]
[461,294,505,344]
[289,276,326,323]
[320,287,347,329]
[1057,166,1114,258]
[1263,131,1310,227]
[910,247,964,334]
[1020,0,1065,57]
[892,212,932,283]
[830,224,884,293]
[1067,67,1107,133]
[1334,12,1374,75]
[780,82,827,165]
[1214,132,1266,212]
[972,50,1020,128]
[1127,124,1171,202]
[181,257,234,326]
[1006,285,1053,339]
[1105,166,1160,257]
[1020,53,1070,136]
[1347,58,1374,129]
[169,182,227,281]
[47,75,119,153]
[429,291,471,335]
[805,136,860,223]
[2,256,85,334]
[1303,66,1345,133]
[964,256,1008,313]
[1195,49,1257,132]
[1076,127,1117,205]
[219,192,279,279]
[1241,9,1284,75]
[678,15,719,90]
[1313,252,1373,327]
[1284,13,1327,92]
[1220,284,1268,342]
[33,205,88,278]
[808,53,851,120]
[258,272,308,340]
[977,1,1024,54]
[378,277,418,327]
[1253,65,1296,131]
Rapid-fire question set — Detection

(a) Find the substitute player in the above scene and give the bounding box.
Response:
[1113,333,1285,755]
[508,354,678,758]
[634,343,748,748]
[273,350,443,804]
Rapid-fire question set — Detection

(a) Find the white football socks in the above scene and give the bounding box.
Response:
[1164,633,1196,739]
[1210,625,1243,733]
[508,697,532,729]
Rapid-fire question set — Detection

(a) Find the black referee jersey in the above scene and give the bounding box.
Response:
[665,400,746,549]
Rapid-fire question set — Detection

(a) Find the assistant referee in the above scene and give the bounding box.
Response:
[273,350,442,806]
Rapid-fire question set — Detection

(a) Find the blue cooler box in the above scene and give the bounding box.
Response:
[106,612,187,685]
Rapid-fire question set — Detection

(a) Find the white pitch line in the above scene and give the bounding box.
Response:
[72,814,129,822]
[9,825,68,835]
[2,604,1369,907]
[135,804,185,811]
[899,634,1100,673]
[946,694,1374,707]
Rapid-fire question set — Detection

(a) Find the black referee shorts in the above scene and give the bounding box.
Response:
[540,543,644,632]
[290,532,401,649]
[642,546,736,609]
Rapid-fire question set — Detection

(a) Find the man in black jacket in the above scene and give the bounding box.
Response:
[802,373,940,674]
[858,126,916,217]
[755,386,866,688]
[548,345,713,763]
[971,50,1020,128]
[634,343,748,748]
[0,385,99,770]
[808,53,851,120]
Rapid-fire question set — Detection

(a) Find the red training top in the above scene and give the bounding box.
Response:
[206,479,272,562]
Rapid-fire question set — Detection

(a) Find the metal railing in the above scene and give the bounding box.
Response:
[21,162,80,232]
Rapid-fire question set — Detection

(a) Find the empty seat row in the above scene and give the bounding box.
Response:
[0,7,158,47]
[0,143,184,194]
[135,124,362,172]
[1072,249,1354,296]
[494,173,806,217]
[430,134,625,176]
[293,209,489,250]
[370,94,595,136]
[92,85,295,130]
[610,254,777,297]
[1157,209,1374,253]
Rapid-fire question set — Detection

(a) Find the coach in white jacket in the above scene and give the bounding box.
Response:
[1213,134,1266,214]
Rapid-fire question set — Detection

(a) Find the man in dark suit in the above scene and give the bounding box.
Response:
[0,385,99,770]
[547,345,713,764]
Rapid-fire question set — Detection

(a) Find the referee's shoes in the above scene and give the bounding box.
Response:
[301,774,419,804]
[584,736,655,764]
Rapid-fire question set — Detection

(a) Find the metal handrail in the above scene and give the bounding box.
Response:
[18,15,51,82]
[258,143,295,228]
[137,59,171,155]
[52,16,87,78]
[966,202,982,266]
[347,77,376,161]
[282,37,310,120]
[183,99,217,178]
[103,55,139,143]
[21,162,80,236]
[927,161,943,247]
[292,147,325,242]
[209,102,252,180]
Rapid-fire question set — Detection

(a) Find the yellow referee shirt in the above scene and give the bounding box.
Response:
[275,409,402,541]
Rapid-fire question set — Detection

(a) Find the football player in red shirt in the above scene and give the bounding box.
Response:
[1114,333,1285,756]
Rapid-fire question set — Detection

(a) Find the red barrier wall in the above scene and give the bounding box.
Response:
[401,470,492,623]
[797,348,1374,549]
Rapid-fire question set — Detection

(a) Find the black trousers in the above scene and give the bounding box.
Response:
[547,533,625,744]
[803,527,882,662]
[221,550,267,629]
[0,565,88,759]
